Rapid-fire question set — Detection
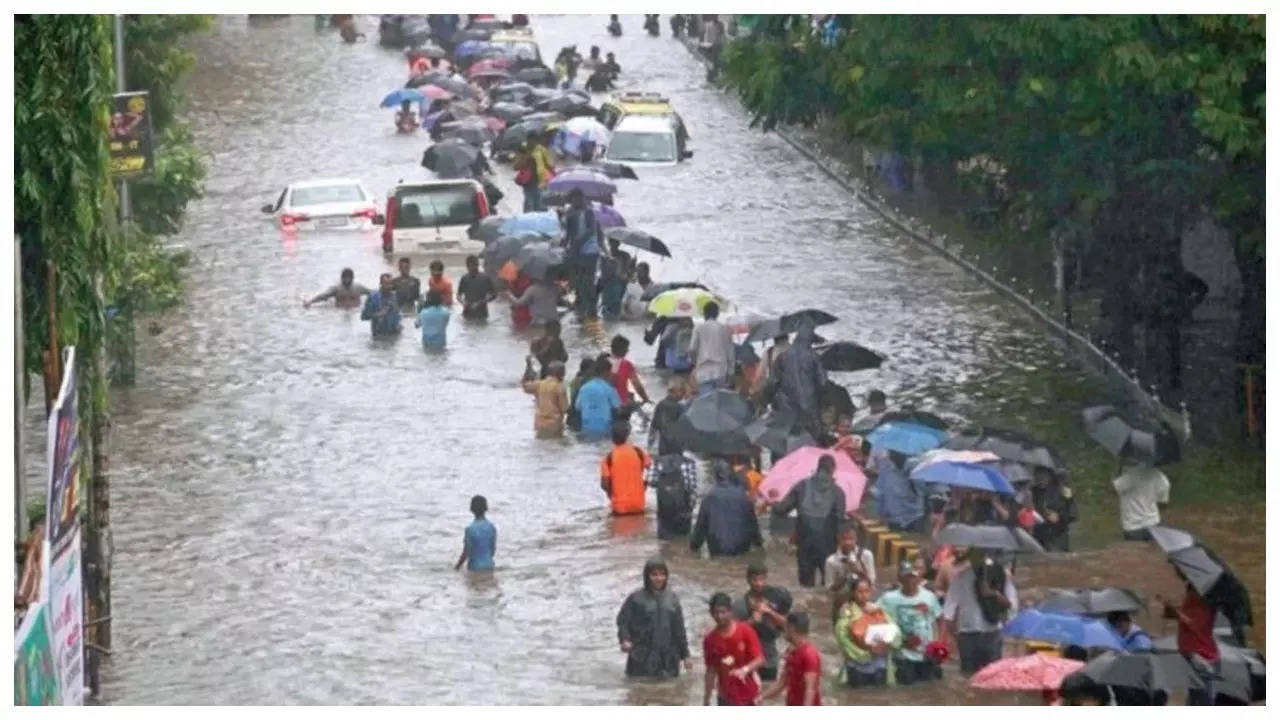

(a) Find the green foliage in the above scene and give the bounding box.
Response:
[124,14,215,132]
[131,123,209,236]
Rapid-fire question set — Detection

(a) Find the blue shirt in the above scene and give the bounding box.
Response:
[575,377,620,436]
[360,291,401,336]
[463,518,496,571]
[872,449,924,528]
[1120,625,1153,652]
[416,305,450,349]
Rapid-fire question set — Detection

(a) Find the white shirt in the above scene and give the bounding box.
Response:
[824,547,876,590]
[942,565,1019,634]
[1112,465,1170,532]
[687,319,734,385]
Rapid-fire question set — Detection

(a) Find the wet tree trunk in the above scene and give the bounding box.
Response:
[84,262,112,698]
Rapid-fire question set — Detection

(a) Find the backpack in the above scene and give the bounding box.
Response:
[974,561,1010,625]
[653,456,694,529]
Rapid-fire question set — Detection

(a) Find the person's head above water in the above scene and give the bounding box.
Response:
[568,188,587,209]
[666,377,685,398]
[430,259,445,278]
[546,361,566,381]
[643,557,669,592]
[611,420,631,446]
[340,267,355,286]
[594,354,614,378]
[816,454,836,473]
[589,45,600,58]
[838,522,859,553]
[465,254,479,273]
[635,262,651,282]
[1105,611,1133,634]
[897,559,922,594]
[702,301,720,320]
[398,257,412,276]
[610,334,630,358]
[379,273,393,291]
[424,289,444,308]
[746,561,769,594]
[867,389,887,413]
[470,494,488,517]
[709,591,734,628]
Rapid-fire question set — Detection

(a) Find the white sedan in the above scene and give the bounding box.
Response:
[261,178,379,231]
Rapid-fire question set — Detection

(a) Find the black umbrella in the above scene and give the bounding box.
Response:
[538,92,593,115]
[1081,405,1181,465]
[604,228,671,258]
[482,233,546,273]
[1151,635,1265,704]
[406,44,447,61]
[855,409,950,434]
[1147,526,1253,644]
[439,120,496,146]
[486,102,532,123]
[512,242,566,281]
[745,410,817,456]
[408,69,454,88]
[451,27,492,44]
[818,341,884,372]
[467,18,506,32]
[1079,652,1204,694]
[427,76,482,100]
[582,160,639,180]
[471,216,508,242]
[490,81,537,105]
[514,65,558,87]
[421,138,481,178]
[820,381,855,418]
[943,426,1066,475]
[667,390,754,456]
[744,308,839,343]
[1037,587,1145,616]
[935,523,1045,553]
[640,281,711,302]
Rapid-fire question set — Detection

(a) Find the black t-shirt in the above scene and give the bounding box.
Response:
[457,272,495,307]
[390,275,421,308]
[732,586,793,668]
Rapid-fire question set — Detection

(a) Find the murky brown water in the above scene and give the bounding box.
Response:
[68,15,1261,704]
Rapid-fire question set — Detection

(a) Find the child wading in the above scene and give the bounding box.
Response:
[455,495,496,571]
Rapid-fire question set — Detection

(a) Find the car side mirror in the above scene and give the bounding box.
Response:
[260,203,275,214]
[372,214,386,226]
[681,150,694,160]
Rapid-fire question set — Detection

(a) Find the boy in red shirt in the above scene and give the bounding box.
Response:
[763,611,822,705]
[610,334,651,405]
[703,592,764,706]
[427,260,454,306]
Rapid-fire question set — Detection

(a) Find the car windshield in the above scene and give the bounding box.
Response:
[394,185,478,228]
[495,41,539,62]
[290,185,365,206]
[608,131,676,163]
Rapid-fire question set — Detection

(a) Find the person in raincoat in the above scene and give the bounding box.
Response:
[690,460,763,557]
[616,558,693,679]
[765,324,827,439]
[513,138,552,212]
[1029,468,1077,552]
[770,455,848,588]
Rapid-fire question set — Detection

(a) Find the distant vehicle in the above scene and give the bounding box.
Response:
[604,114,693,167]
[598,91,690,145]
[489,28,542,64]
[379,14,431,48]
[261,179,379,231]
[375,179,491,255]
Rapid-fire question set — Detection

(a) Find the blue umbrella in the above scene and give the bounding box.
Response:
[380,88,427,108]
[501,211,562,238]
[454,40,493,59]
[911,461,1015,495]
[1003,609,1127,651]
[866,421,948,456]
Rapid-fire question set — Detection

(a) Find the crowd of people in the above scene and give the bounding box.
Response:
[299,14,1257,706]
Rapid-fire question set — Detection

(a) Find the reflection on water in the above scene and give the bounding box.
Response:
[91,14,1258,706]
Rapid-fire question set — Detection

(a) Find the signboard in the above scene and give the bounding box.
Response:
[14,603,61,705]
[45,346,80,555]
[109,91,155,179]
[47,530,85,705]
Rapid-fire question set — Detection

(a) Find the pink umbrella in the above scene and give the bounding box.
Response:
[758,447,867,514]
[915,449,1000,469]
[968,653,1084,692]
[482,115,506,132]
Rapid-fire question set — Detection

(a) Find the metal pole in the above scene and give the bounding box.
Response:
[15,236,26,543]
[114,14,131,225]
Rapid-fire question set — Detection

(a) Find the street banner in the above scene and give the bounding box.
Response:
[47,529,85,705]
[109,90,155,179]
[14,602,61,705]
[45,346,80,555]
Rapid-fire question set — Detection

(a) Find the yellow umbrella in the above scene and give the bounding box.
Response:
[647,287,722,318]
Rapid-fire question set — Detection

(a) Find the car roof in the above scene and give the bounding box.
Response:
[392,178,481,191]
[491,29,535,42]
[613,115,676,133]
[290,178,365,189]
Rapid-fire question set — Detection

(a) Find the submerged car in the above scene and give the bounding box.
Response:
[261,178,379,231]
[376,178,491,255]
[604,114,693,167]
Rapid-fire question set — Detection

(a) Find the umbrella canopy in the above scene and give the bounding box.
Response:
[514,65,558,86]
[453,39,493,58]
[1078,652,1204,693]
[539,92,594,115]
[1082,405,1181,464]
[439,119,496,146]
[482,233,545,272]
[666,390,754,456]
[381,88,428,107]
[648,288,722,319]
[604,228,671,257]
[471,216,509,242]
[821,381,855,418]
[581,160,638,180]
[1151,635,1265,704]
[969,653,1084,692]
[468,57,513,75]
[421,138,482,178]
[744,410,817,457]
[407,69,454,88]
[1003,609,1128,650]
[865,421,948,456]
[818,341,884,372]
[1148,525,1197,553]
[452,28,493,44]
[911,460,1016,495]
[547,168,616,201]
[486,101,532,123]
[1147,526,1251,632]
[943,425,1065,474]
[936,523,1046,553]
[469,68,511,82]
[594,203,626,228]
[758,447,866,513]
[640,281,709,303]
[744,309,839,343]
[1037,588,1146,616]
[426,76,482,100]
[511,242,565,281]
[490,81,537,105]
[406,44,447,61]
[501,211,562,238]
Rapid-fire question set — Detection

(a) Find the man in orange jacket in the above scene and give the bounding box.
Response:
[601,421,651,515]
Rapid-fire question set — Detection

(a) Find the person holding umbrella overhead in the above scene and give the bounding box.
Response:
[770,455,848,588]
[1113,461,1170,541]
[940,545,1020,675]
[562,188,601,321]
[1162,582,1221,705]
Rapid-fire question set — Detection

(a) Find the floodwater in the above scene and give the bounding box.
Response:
[77,15,1261,705]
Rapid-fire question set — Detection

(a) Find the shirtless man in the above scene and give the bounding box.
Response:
[304,268,371,308]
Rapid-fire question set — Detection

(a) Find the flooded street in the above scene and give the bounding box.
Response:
[88,15,1260,704]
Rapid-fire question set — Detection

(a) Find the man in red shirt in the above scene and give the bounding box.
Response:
[762,611,822,705]
[610,334,651,406]
[702,592,764,706]
[1164,581,1220,705]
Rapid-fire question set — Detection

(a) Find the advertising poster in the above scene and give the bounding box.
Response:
[45,346,79,555]
[48,530,85,705]
[109,90,155,179]
[14,603,61,705]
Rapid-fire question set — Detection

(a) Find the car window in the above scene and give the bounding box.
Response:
[290,185,365,206]
[599,106,621,130]
[273,188,287,212]
[608,131,677,163]
[394,185,478,228]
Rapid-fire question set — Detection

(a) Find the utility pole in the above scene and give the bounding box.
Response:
[114,14,131,224]
[15,237,26,544]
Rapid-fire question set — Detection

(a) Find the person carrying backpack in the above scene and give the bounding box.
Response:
[940,549,1018,675]
[649,453,697,538]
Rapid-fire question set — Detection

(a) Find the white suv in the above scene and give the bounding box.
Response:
[376,179,491,255]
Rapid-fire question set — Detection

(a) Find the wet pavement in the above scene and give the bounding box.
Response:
[76,15,1261,705]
